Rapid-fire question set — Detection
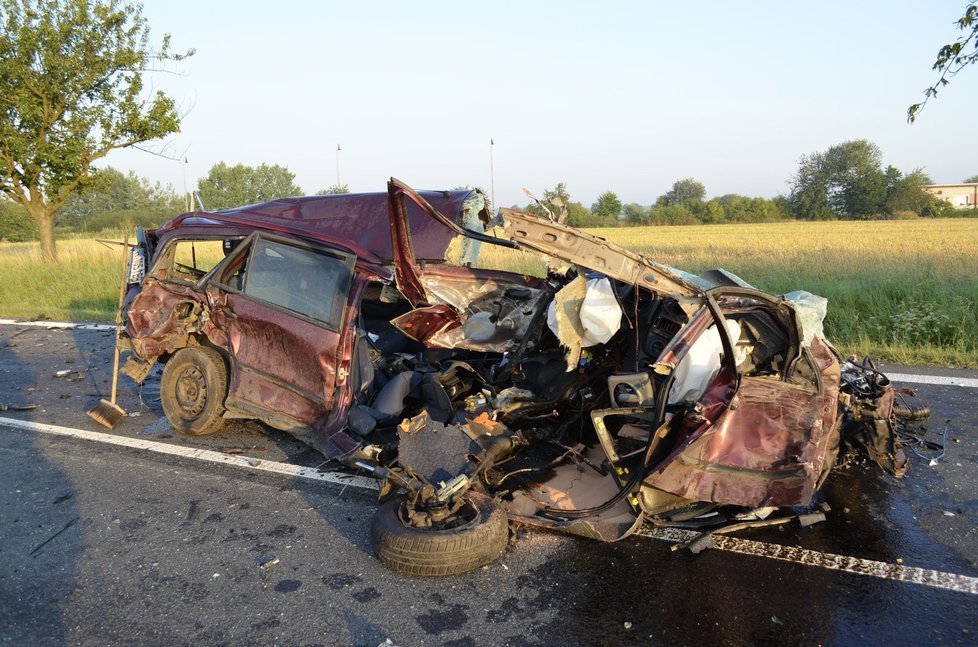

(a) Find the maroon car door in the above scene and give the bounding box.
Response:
[209,234,355,434]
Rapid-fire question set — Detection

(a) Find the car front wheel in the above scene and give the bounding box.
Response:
[371,492,509,576]
[160,346,228,436]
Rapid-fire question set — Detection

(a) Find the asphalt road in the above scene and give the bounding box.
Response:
[1,324,976,646]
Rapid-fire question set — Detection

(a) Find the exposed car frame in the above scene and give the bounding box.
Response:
[120,178,917,575]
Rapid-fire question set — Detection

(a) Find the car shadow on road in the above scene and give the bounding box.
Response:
[0,328,82,647]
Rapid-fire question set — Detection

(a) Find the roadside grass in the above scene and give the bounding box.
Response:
[0,237,124,322]
[596,219,978,368]
[1,219,975,367]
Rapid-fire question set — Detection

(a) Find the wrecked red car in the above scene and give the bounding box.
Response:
[121,178,917,575]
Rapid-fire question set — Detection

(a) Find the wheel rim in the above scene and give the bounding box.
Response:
[174,365,207,418]
[397,497,481,532]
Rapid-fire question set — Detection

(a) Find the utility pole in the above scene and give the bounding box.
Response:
[489,139,496,210]
[336,144,341,187]
[183,157,190,212]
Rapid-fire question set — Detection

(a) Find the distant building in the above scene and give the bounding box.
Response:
[924,183,978,209]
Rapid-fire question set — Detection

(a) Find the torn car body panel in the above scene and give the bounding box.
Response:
[646,337,842,508]
[498,207,704,307]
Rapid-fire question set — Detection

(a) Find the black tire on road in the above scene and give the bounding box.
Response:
[371,492,509,576]
[161,346,228,436]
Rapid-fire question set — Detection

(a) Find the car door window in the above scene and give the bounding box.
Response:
[150,238,232,282]
[241,238,352,329]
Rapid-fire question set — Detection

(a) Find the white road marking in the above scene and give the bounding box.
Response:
[886,373,978,388]
[0,319,115,331]
[5,417,976,595]
[637,527,978,596]
[0,416,379,491]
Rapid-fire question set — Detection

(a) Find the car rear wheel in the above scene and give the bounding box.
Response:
[161,346,228,436]
[371,492,509,576]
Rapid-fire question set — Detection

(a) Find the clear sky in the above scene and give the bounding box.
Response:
[103,0,978,209]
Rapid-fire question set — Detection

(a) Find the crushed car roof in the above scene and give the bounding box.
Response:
[153,189,480,264]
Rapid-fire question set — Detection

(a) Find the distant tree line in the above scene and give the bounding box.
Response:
[517,179,790,228]
[517,140,976,229]
[3,142,977,243]
[0,161,330,241]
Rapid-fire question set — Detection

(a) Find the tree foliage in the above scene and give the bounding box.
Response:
[197,162,302,211]
[0,197,37,241]
[825,140,886,218]
[622,202,646,224]
[0,0,192,260]
[789,140,883,219]
[787,152,833,220]
[621,193,787,226]
[591,190,622,221]
[57,165,183,231]
[965,174,978,183]
[789,140,941,220]
[713,194,786,223]
[657,178,706,207]
[884,169,941,218]
[909,3,978,122]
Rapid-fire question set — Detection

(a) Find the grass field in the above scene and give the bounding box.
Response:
[1,219,976,367]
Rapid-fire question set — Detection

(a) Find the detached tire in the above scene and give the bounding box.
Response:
[161,346,228,436]
[371,493,509,576]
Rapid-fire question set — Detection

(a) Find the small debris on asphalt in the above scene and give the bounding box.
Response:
[258,556,280,585]
[258,556,280,571]
[0,403,38,411]
[221,446,267,455]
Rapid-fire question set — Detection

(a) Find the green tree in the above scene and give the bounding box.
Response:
[714,194,787,223]
[591,190,622,221]
[58,166,183,231]
[909,3,978,122]
[622,202,647,225]
[789,140,887,219]
[692,199,725,224]
[0,0,191,261]
[826,141,886,218]
[787,152,833,220]
[964,174,978,183]
[316,184,350,195]
[646,204,697,226]
[0,197,37,241]
[197,162,303,210]
[885,169,939,218]
[657,178,706,207]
